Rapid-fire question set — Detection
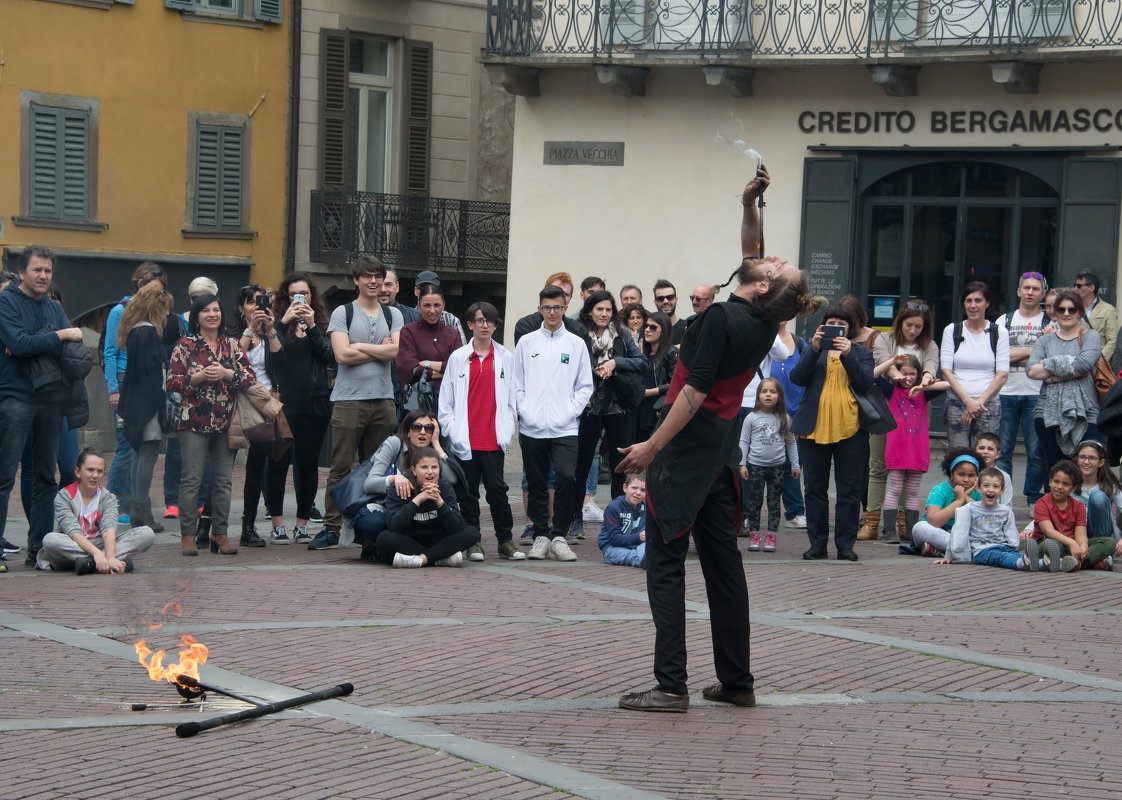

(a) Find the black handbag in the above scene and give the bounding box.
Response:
[852,384,897,435]
[403,371,437,412]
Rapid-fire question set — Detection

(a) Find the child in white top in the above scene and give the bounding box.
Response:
[934,468,1036,571]
[739,378,800,553]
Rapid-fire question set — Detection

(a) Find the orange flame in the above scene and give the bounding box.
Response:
[162,598,184,616]
[144,621,164,630]
[135,635,208,685]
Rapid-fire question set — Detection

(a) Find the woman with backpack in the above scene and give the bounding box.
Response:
[940,282,1010,449]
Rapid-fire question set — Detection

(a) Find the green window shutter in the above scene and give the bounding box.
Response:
[1058,157,1121,291]
[798,156,857,303]
[29,104,89,222]
[253,0,283,24]
[401,40,432,197]
[319,30,350,191]
[165,0,196,10]
[194,124,244,229]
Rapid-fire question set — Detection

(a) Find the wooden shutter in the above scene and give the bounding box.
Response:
[319,30,350,191]
[253,0,283,24]
[195,124,243,229]
[29,104,89,222]
[1058,157,1121,290]
[401,40,432,196]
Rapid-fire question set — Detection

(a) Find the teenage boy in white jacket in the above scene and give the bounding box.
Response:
[438,301,524,562]
[515,285,594,561]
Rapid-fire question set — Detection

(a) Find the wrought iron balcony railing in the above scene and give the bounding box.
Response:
[310,191,511,273]
[486,0,1122,59]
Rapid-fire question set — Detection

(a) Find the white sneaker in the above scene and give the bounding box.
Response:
[435,551,463,567]
[549,536,578,562]
[393,553,424,568]
[789,515,807,529]
[527,536,551,560]
[582,501,605,523]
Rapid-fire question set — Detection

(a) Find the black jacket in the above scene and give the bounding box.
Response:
[789,343,874,436]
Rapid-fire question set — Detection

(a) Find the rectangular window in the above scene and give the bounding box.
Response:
[17,91,103,231]
[185,112,252,237]
[165,0,282,24]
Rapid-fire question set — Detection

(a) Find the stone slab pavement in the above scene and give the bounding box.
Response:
[2,447,1121,799]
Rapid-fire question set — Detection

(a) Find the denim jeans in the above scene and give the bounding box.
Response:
[781,451,805,519]
[0,397,64,557]
[998,395,1042,503]
[107,415,133,512]
[972,544,1024,570]
[1083,488,1117,540]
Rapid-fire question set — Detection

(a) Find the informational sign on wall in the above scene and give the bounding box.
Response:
[543,141,625,167]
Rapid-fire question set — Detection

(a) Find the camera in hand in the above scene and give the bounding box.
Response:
[822,324,846,350]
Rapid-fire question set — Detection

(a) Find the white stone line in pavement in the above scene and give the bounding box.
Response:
[0,610,669,800]
[0,711,309,732]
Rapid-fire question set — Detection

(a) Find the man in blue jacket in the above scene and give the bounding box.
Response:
[0,245,85,565]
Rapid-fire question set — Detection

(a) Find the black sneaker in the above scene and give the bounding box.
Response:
[308,527,340,550]
[121,555,135,573]
[74,555,96,575]
[1,537,22,554]
[308,506,325,524]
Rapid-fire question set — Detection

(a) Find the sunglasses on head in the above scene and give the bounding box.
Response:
[904,301,929,312]
[410,423,436,433]
[1021,272,1045,281]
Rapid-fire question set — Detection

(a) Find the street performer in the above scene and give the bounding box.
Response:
[617,168,823,712]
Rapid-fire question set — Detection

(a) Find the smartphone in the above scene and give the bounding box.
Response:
[822,324,846,350]
[255,295,271,311]
[292,293,306,305]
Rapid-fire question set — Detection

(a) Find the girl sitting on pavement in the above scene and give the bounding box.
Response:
[738,378,799,552]
[1072,440,1122,551]
[934,468,1036,571]
[598,473,647,568]
[1024,459,1113,572]
[908,447,982,557]
[878,356,948,544]
[36,448,154,574]
[378,446,480,568]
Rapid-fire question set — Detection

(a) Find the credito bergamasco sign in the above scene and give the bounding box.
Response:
[798,107,1122,135]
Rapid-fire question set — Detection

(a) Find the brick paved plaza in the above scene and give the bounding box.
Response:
[2,452,1121,800]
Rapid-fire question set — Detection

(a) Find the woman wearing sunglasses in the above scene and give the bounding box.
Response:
[861,299,939,541]
[352,409,455,560]
[1027,289,1103,474]
[636,311,677,442]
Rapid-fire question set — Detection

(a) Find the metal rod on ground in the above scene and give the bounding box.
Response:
[175,683,354,738]
[176,675,266,708]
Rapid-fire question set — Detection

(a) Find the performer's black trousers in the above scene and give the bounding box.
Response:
[645,466,754,695]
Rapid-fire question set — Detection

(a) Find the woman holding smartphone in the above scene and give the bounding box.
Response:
[262,272,333,545]
[234,284,276,547]
[790,303,875,561]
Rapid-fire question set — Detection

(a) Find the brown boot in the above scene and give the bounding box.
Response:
[896,510,907,542]
[857,510,881,540]
[181,534,198,557]
[208,533,238,555]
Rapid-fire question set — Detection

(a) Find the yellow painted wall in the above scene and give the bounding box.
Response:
[0,0,289,285]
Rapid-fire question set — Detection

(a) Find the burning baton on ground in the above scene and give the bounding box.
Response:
[132,594,353,737]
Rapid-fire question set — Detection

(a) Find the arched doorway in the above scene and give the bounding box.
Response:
[859,161,1060,327]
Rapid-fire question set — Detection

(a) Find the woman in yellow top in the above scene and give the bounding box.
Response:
[790,303,875,561]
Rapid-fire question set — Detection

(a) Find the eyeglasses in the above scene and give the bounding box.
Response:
[643,323,660,331]
[410,423,436,433]
[655,294,676,303]
[470,318,496,327]
[539,305,565,313]
[1076,454,1103,462]
[689,296,709,303]
[904,301,929,312]
[1055,306,1080,315]
[1074,282,1089,288]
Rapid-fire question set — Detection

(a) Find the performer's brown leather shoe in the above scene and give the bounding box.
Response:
[702,683,757,707]
[618,688,689,713]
